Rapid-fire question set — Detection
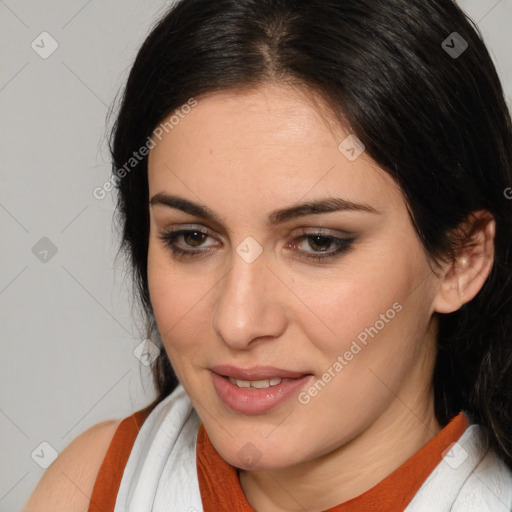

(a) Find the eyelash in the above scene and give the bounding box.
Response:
[158,227,354,262]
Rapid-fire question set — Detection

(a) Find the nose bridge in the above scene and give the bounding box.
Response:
[212,243,285,348]
[226,253,263,307]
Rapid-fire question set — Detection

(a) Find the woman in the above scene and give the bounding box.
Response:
[25,0,512,510]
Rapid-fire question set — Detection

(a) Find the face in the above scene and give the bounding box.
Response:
[147,83,442,471]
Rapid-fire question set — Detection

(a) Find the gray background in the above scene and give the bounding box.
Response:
[0,1,511,510]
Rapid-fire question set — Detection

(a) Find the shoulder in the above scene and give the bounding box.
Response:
[23,419,121,512]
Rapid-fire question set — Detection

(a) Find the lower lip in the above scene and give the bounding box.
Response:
[211,372,313,415]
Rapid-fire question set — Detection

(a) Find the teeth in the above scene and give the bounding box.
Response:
[233,379,251,388]
[228,377,283,388]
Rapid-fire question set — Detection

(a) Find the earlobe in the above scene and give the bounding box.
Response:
[433,211,495,315]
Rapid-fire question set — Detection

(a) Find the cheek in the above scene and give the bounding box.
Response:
[292,282,429,435]
[293,249,436,416]
[147,243,215,356]
[292,249,417,357]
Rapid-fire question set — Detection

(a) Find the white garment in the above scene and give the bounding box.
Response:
[114,384,512,512]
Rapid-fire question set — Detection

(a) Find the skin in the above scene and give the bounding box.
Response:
[146,82,495,512]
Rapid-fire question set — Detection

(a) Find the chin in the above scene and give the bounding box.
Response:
[217,441,302,472]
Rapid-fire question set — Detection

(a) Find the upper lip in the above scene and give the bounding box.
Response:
[211,365,311,380]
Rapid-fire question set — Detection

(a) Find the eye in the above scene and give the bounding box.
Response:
[286,231,355,262]
[158,226,355,262]
[158,226,219,258]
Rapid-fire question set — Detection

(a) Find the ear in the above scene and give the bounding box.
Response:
[433,210,495,314]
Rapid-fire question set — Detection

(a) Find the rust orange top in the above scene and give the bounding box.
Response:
[88,406,469,512]
[87,402,157,512]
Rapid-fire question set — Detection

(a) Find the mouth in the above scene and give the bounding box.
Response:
[210,365,314,415]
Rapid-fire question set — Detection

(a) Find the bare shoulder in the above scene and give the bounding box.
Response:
[23,419,121,512]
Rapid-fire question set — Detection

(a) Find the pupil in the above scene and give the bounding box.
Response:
[309,235,331,252]
[185,231,205,246]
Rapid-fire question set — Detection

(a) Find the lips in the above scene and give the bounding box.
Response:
[211,371,314,414]
[210,364,310,381]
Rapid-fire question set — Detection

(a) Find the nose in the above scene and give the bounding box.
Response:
[212,244,287,350]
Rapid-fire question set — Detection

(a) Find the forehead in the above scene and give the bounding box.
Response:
[147,83,403,216]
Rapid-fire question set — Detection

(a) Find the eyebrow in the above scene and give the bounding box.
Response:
[149,193,381,226]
